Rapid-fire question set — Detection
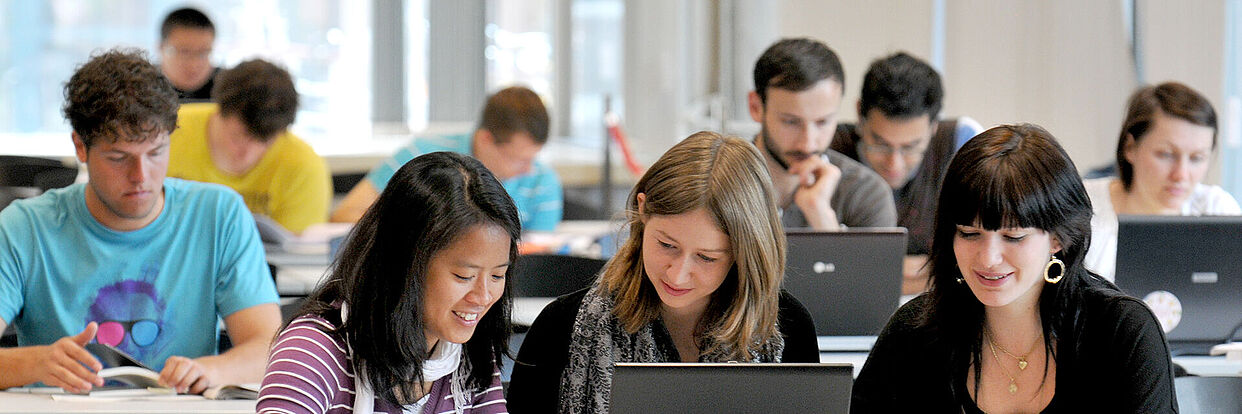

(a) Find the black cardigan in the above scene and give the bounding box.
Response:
[851,283,1178,413]
[506,288,820,413]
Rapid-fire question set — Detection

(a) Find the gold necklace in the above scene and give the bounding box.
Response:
[985,336,1019,394]
[985,328,1041,371]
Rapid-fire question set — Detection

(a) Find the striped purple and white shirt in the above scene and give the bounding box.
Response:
[258,314,508,414]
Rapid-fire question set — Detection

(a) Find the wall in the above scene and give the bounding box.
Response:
[773,0,1227,180]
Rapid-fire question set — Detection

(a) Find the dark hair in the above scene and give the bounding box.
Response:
[1116,82,1217,191]
[920,124,1096,399]
[479,86,549,145]
[213,59,299,142]
[160,7,215,40]
[62,48,179,149]
[752,38,845,104]
[858,52,943,120]
[296,151,518,405]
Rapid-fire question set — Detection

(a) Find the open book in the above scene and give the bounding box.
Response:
[83,343,170,395]
[255,214,295,248]
[203,383,261,400]
[84,343,261,399]
[96,366,163,389]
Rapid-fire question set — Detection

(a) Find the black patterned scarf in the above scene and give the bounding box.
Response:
[557,284,785,413]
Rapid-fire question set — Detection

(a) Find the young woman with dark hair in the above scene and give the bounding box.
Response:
[1083,82,1240,281]
[851,124,1177,413]
[258,151,516,413]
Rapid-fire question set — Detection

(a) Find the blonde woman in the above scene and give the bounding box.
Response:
[506,131,819,413]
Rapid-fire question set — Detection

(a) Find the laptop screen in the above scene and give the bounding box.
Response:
[1114,215,1242,347]
[610,363,853,413]
[783,228,907,337]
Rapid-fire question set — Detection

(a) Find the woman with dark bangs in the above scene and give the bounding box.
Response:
[258,152,513,414]
[851,124,1176,413]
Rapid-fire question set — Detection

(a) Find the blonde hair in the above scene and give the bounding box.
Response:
[599,131,786,360]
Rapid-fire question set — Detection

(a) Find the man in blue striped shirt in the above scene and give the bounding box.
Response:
[331,86,563,231]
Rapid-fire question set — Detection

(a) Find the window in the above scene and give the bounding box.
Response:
[483,0,624,143]
[0,0,371,138]
[1223,0,1242,198]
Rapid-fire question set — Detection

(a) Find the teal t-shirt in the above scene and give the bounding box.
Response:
[366,133,563,231]
[0,178,278,370]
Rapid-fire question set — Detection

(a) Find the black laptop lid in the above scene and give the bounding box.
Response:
[1115,215,1242,344]
[783,228,907,336]
[610,363,854,413]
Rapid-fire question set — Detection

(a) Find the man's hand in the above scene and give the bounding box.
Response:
[157,303,280,394]
[160,355,218,394]
[788,155,842,230]
[27,323,104,393]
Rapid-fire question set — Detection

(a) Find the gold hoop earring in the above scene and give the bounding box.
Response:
[1043,255,1065,284]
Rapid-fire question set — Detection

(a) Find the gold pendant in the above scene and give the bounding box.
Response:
[1017,360,1028,370]
[1008,382,1018,394]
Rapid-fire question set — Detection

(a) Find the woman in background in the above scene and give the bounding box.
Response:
[1083,82,1240,281]
[258,152,514,413]
[851,124,1176,413]
[506,131,819,413]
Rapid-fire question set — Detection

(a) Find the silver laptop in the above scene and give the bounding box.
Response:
[1115,215,1242,350]
[610,363,853,413]
[783,229,906,339]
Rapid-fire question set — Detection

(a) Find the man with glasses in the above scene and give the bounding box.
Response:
[748,38,896,231]
[0,49,279,395]
[829,52,982,295]
[159,7,218,102]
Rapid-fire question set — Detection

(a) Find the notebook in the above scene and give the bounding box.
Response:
[783,228,906,339]
[1114,215,1242,352]
[610,363,853,413]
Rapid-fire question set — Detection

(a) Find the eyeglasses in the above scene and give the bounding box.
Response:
[96,319,160,347]
[857,139,928,158]
[162,46,212,61]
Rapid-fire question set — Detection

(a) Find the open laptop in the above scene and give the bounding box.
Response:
[610,363,853,413]
[783,228,906,346]
[1114,215,1242,354]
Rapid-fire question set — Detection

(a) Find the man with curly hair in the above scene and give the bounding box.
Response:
[0,49,280,394]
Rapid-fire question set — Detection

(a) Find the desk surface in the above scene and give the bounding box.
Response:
[0,132,638,187]
[0,391,254,414]
[270,220,621,297]
[818,353,1242,379]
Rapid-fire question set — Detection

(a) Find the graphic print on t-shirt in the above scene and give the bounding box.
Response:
[84,262,171,363]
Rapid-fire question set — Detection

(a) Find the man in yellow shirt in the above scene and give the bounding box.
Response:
[169,59,330,234]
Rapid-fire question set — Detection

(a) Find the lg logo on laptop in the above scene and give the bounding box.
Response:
[813,261,836,274]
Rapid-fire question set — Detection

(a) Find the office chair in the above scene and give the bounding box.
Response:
[0,324,15,347]
[510,253,606,298]
[0,156,78,211]
[502,254,605,383]
[1175,376,1242,413]
[0,156,78,190]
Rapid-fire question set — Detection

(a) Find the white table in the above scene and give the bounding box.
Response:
[817,352,1242,379]
[0,131,636,188]
[1174,355,1242,376]
[0,391,254,414]
[513,297,556,327]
